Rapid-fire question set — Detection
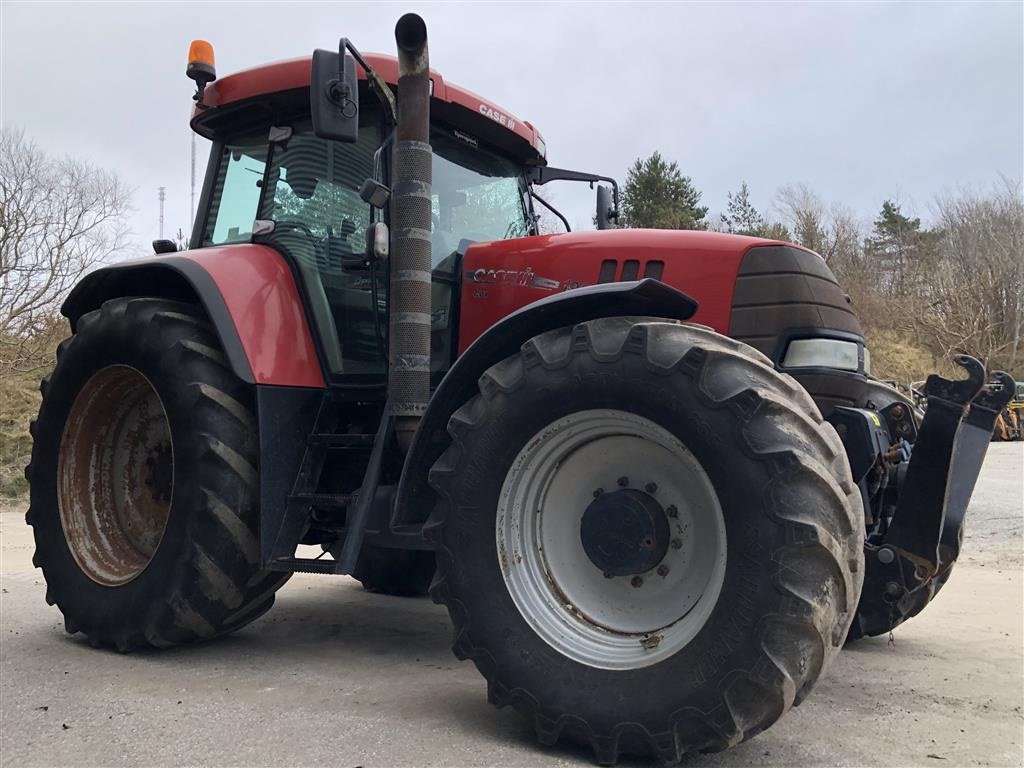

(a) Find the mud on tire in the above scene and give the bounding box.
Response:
[426,318,864,764]
[26,297,288,651]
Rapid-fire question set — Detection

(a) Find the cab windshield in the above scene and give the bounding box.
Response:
[199,118,531,378]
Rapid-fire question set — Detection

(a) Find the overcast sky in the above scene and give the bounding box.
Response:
[2,1,1021,249]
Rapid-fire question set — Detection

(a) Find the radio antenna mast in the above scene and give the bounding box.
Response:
[158,186,166,239]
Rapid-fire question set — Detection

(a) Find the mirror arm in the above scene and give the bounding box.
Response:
[342,39,397,127]
[529,190,570,233]
[529,165,620,219]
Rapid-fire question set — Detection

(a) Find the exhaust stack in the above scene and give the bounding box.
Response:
[389,13,432,451]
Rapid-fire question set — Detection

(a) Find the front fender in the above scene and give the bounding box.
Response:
[392,279,698,527]
[63,246,324,388]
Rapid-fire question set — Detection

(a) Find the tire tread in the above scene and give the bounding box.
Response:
[426,319,863,764]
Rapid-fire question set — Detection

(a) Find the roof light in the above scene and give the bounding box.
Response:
[187,40,217,85]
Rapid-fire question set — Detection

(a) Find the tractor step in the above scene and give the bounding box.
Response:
[288,492,355,510]
[269,557,339,574]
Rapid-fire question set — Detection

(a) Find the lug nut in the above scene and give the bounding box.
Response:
[617,476,629,487]
[630,576,643,588]
[593,488,604,498]
[877,547,895,564]
[666,505,678,518]
[885,581,902,597]
[657,565,669,577]
[645,482,658,494]
[670,538,682,550]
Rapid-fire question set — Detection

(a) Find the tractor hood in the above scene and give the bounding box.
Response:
[457,229,796,352]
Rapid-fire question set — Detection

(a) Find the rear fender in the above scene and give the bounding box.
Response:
[62,246,324,388]
[391,279,698,527]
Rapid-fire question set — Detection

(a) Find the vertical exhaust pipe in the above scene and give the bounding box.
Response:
[390,13,432,451]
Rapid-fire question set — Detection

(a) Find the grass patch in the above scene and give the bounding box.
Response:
[865,329,952,386]
[0,372,42,499]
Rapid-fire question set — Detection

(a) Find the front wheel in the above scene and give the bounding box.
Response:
[427,318,863,764]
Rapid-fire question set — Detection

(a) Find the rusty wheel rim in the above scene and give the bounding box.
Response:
[57,365,174,587]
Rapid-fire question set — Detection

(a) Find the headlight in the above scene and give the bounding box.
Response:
[783,338,860,372]
[863,347,871,375]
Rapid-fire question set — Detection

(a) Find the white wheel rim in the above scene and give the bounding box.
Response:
[496,409,727,670]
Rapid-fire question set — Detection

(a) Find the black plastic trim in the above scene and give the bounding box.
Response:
[190,138,222,249]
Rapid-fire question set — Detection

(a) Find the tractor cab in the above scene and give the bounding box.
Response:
[186,43,619,387]
[187,49,552,384]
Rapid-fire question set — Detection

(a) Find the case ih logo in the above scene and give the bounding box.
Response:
[478,104,516,132]
[468,267,566,292]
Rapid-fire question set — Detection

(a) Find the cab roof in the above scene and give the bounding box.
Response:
[194,53,545,163]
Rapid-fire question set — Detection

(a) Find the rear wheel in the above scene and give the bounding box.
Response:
[26,297,289,650]
[427,318,863,764]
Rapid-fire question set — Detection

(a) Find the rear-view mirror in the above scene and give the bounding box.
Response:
[596,185,617,230]
[311,42,359,143]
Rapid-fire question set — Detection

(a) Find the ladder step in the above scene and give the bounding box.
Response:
[289,492,355,510]
[307,433,374,448]
[270,557,337,575]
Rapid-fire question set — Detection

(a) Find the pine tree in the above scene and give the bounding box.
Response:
[720,182,765,236]
[620,152,708,230]
[865,200,928,297]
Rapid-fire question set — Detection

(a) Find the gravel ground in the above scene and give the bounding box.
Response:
[1,444,1021,768]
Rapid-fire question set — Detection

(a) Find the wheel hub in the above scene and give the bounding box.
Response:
[580,489,669,577]
[57,365,173,587]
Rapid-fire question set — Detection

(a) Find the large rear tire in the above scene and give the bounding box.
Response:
[26,297,289,651]
[427,318,863,764]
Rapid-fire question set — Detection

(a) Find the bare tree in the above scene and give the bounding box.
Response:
[0,127,131,374]
[772,184,864,278]
[773,184,827,253]
[916,180,1024,373]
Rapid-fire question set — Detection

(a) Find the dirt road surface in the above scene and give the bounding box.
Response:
[2,444,1021,767]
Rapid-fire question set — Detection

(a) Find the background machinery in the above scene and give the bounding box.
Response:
[993,381,1024,441]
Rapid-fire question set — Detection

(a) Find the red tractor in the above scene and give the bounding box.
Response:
[26,15,1014,764]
